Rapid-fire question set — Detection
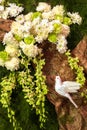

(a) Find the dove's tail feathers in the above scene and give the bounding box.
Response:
[65,93,78,108]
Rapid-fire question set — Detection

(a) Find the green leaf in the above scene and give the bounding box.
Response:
[24,35,36,44]
[48,33,57,43]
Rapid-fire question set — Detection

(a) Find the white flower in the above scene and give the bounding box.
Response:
[3,31,14,44]
[7,3,24,17]
[32,17,41,26]
[35,21,50,43]
[67,12,82,25]
[61,24,70,37]
[11,22,24,38]
[5,57,19,71]
[24,12,33,21]
[36,2,51,12]
[20,41,39,58]
[57,35,67,45]
[56,35,67,53]
[51,19,61,24]
[5,44,19,57]
[0,5,4,11]
[48,22,54,33]
[24,21,32,32]
[3,31,18,46]
[19,41,25,49]
[52,5,65,16]
[42,11,54,20]
[56,42,67,53]
[15,14,25,24]
[2,10,9,19]
[35,35,44,43]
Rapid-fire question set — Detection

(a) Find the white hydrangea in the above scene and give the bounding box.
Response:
[35,29,49,43]
[36,2,51,12]
[24,12,33,21]
[56,42,67,54]
[5,57,20,71]
[5,44,19,57]
[1,9,9,19]
[3,31,19,47]
[20,41,40,57]
[7,3,24,17]
[42,11,54,20]
[51,19,61,25]
[67,12,82,25]
[23,21,32,32]
[32,17,41,26]
[15,14,25,24]
[52,5,65,16]
[56,35,67,53]
[11,22,24,38]
[35,35,45,43]
[3,32,13,44]
[35,20,50,43]
[57,35,67,45]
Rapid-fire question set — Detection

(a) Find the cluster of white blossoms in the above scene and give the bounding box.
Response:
[0,2,82,71]
[0,0,23,19]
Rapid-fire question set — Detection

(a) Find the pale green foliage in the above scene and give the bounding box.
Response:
[65,50,86,86]
[0,73,22,130]
[33,57,48,128]
[17,55,48,128]
[0,54,48,129]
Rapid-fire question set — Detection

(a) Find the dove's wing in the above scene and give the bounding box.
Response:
[62,81,80,93]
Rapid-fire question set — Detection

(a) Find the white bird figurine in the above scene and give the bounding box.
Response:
[55,76,81,108]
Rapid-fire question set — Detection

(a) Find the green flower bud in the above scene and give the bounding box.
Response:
[63,17,72,25]
[48,33,57,43]
[24,35,36,44]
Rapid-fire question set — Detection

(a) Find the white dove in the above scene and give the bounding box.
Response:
[55,76,81,108]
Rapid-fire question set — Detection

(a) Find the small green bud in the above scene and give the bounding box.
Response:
[63,17,72,25]
[53,23,61,34]
[55,15,63,22]
[24,35,36,44]
[14,34,22,41]
[48,33,57,43]
[0,51,8,61]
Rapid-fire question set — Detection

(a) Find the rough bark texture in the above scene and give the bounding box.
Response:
[0,18,87,130]
[72,36,87,74]
[0,18,12,41]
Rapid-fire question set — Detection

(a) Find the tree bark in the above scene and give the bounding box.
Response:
[0,18,12,41]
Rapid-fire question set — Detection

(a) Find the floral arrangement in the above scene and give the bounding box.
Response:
[0,0,85,130]
[0,1,82,70]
